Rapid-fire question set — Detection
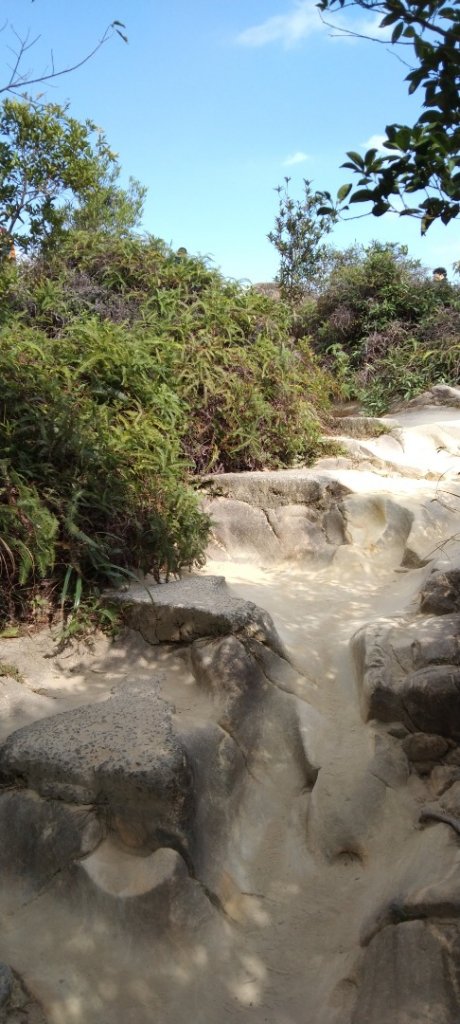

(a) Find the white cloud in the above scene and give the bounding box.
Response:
[236,2,390,49]
[236,0,322,49]
[361,134,388,151]
[283,151,310,166]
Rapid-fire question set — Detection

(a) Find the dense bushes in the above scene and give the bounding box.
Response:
[304,242,460,412]
[0,234,332,625]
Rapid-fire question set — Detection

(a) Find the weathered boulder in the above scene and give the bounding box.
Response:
[107,576,286,657]
[402,732,450,763]
[203,498,281,563]
[353,614,460,725]
[200,472,348,564]
[396,383,460,410]
[352,920,460,1024]
[0,682,194,853]
[342,494,413,560]
[421,568,460,615]
[401,665,460,738]
[306,733,408,862]
[360,824,460,947]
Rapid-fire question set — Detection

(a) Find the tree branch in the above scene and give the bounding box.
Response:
[0,22,126,97]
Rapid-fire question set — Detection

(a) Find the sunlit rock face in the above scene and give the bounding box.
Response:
[2,397,460,1023]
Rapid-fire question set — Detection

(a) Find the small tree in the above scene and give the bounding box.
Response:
[0,99,145,252]
[268,177,337,302]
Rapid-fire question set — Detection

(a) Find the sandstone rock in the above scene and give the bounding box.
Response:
[203,498,281,563]
[202,477,348,564]
[445,746,460,765]
[430,765,460,796]
[352,920,460,1024]
[421,568,460,615]
[200,470,348,508]
[0,683,194,853]
[107,575,286,657]
[342,494,413,560]
[439,780,460,816]
[266,504,335,562]
[353,615,460,724]
[360,824,460,947]
[402,732,449,762]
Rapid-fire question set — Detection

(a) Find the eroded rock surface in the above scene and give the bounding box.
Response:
[2,405,460,1023]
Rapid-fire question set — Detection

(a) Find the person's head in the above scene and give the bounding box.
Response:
[433,266,447,281]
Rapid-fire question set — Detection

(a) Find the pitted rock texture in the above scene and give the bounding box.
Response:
[107,575,287,655]
[0,682,194,851]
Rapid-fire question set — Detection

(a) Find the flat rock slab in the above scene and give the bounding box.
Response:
[107,575,286,656]
[0,683,194,851]
[200,470,349,508]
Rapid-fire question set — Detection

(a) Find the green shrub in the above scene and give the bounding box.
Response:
[302,242,460,411]
[0,233,333,624]
[0,320,209,624]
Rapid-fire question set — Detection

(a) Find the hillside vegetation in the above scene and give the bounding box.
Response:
[0,232,332,627]
[2,99,459,631]
[297,243,460,414]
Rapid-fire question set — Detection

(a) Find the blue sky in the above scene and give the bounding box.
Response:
[1,1,458,281]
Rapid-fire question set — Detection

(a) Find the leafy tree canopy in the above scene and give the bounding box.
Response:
[317,0,460,231]
[0,99,145,252]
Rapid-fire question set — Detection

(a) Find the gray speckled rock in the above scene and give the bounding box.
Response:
[421,568,460,615]
[0,683,194,852]
[107,575,286,657]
